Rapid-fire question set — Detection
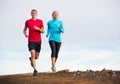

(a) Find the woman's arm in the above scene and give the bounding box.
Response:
[58,21,64,33]
[46,22,50,37]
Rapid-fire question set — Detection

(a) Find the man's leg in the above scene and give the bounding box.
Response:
[35,52,39,59]
[28,42,38,76]
[35,42,41,59]
[30,50,37,70]
[30,50,39,76]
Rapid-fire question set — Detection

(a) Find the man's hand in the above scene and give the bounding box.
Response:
[34,26,44,33]
[24,33,28,38]
[34,26,40,30]
[23,27,28,38]
[23,31,28,38]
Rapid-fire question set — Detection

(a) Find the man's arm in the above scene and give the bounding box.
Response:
[34,26,44,33]
[23,26,28,38]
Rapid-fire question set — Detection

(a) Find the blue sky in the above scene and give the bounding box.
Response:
[0,0,120,75]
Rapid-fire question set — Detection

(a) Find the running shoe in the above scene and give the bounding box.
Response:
[33,70,38,76]
[51,65,56,72]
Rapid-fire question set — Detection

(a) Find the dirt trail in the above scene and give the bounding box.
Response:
[0,69,120,84]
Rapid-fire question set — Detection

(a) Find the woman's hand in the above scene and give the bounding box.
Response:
[58,24,60,28]
[46,35,48,38]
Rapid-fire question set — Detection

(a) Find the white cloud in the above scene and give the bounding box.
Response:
[0,47,120,75]
[58,48,120,71]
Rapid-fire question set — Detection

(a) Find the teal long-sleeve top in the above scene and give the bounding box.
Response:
[46,19,64,42]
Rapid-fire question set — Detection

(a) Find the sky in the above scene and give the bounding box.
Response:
[0,0,120,75]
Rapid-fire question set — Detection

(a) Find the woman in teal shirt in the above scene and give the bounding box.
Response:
[46,11,64,72]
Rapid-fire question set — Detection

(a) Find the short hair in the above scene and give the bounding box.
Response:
[31,9,38,13]
[52,11,59,15]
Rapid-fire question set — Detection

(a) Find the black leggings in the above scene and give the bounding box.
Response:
[49,40,61,59]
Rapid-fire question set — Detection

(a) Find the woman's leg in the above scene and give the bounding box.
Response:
[49,41,56,71]
[55,42,61,61]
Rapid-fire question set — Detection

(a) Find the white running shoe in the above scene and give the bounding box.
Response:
[51,65,56,72]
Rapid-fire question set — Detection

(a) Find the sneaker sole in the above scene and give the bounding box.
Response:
[33,71,38,76]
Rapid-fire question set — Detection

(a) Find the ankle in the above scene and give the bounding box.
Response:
[34,69,37,71]
[52,63,55,67]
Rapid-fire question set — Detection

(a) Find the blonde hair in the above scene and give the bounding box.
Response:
[52,11,59,16]
[31,9,38,13]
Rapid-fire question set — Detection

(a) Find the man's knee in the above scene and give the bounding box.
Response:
[35,54,39,59]
[30,50,36,59]
[35,52,39,59]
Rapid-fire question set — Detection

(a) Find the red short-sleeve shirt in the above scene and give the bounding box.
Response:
[25,19,44,42]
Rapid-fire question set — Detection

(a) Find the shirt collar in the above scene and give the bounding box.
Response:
[53,18,58,21]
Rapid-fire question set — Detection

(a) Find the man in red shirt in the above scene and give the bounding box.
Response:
[23,9,44,76]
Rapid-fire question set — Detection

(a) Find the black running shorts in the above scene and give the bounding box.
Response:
[28,42,41,52]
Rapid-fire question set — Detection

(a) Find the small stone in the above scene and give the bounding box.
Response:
[77,71,81,75]
[102,68,106,72]
[58,69,70,73]
[73,73,77,77]
[112,71,116,77]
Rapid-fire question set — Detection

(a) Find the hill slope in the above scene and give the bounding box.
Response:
[0,69,120,84]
